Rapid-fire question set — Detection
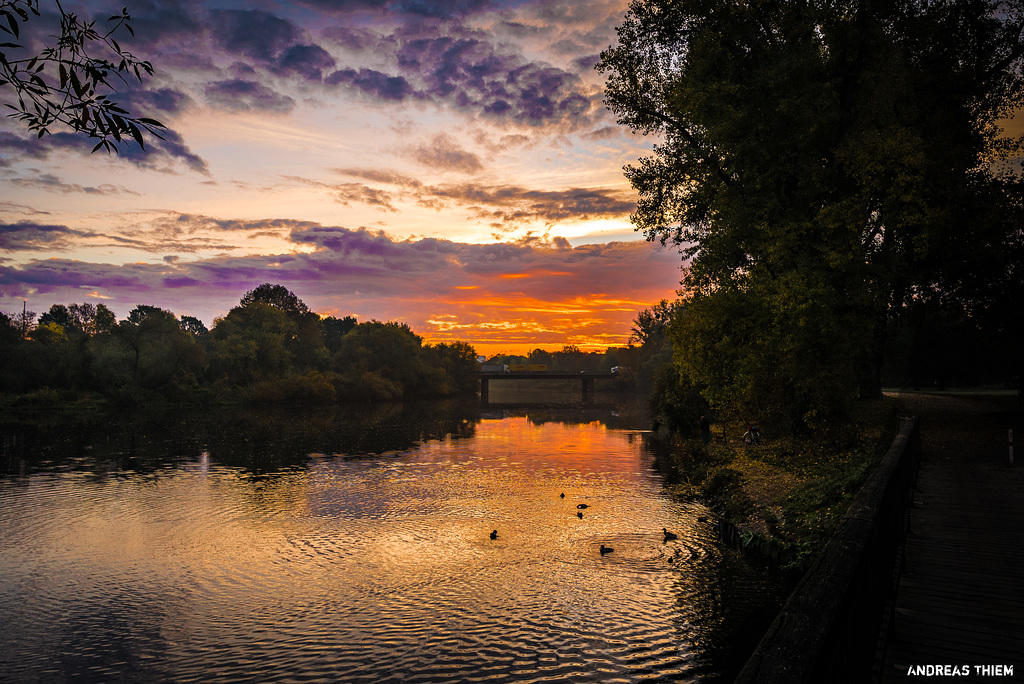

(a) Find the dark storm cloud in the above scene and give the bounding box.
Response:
[0,222,97,251]
[205,80,296,113]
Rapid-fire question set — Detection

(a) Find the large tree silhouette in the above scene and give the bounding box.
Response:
[600,0,1024,428]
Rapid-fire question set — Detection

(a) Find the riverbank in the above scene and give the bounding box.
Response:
[659,396,902,572]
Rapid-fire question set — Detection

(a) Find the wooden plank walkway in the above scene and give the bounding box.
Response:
[880,393,1024,682]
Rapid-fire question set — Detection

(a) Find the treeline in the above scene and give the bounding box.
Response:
[0,284,479,407]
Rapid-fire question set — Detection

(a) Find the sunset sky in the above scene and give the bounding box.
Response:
[0,0,686,355]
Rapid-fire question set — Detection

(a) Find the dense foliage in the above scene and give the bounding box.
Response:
[600,0,1024,432]
[0,284,480,407]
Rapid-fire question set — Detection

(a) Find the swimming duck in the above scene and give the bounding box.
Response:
[663,528,678,541]
[576,503,590,509]
[490,530,498,540]
[600,545,613,554]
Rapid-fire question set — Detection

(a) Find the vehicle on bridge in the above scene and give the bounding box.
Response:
[480,363,509,374]
[509,364,547,373]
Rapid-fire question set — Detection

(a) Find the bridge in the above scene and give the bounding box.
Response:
[478,372,618,406]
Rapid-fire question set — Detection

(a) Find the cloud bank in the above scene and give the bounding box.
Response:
[0,219,682,353]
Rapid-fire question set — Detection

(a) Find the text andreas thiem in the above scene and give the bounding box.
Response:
[907,665,1014,677]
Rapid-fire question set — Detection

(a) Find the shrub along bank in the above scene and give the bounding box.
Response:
[659,397,900,574]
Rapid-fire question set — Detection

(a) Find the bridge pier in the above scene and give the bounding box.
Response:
[582,377,594,406]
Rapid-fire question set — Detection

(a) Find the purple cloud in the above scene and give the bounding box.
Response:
[276,44,338,81]
[0,222,97,251]
[0,124,207,175]
[205,80,296,113]
[293,0,496,18]
[325,68,416,100]
[208,9,302,64]
[330,32,596,127]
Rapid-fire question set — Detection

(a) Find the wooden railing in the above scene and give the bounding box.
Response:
[734,416,921,684]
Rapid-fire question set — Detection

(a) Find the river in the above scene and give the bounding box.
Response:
[0,399,784,683]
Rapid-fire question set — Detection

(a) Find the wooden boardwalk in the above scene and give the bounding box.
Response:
[880,393,1024,682]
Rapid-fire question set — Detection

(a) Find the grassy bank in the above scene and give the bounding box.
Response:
[660,396,901,573]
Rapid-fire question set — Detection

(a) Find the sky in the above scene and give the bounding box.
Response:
[0,0,687,355]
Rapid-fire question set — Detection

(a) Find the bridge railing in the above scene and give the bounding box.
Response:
[734,416,921,684]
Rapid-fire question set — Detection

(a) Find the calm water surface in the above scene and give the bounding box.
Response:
[0,401,783,683]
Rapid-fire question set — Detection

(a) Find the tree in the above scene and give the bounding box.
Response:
[208,303,299,384]
[427,340,480,395]
[321,314,357,353]
[1,0,165,151]
[113,304,203,387]
[240,283,312,318]
[179,315,208,337]
[599,0,1024,429]
[236,284,326,369]
[39,301,115,335]
[630,299,679,346]
[330,321,436,399]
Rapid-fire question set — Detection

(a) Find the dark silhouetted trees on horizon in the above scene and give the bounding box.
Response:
[0,284,482,407]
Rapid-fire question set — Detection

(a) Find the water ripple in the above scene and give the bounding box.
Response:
[0,416,783,684]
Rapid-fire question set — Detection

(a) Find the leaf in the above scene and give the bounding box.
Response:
[127,120,144,149]
[69,69,83,97]
[1,11,19,38]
